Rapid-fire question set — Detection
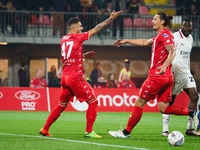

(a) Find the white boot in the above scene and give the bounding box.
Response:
[186,116,200,136]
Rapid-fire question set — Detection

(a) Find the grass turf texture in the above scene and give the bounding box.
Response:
[0,111,199,150]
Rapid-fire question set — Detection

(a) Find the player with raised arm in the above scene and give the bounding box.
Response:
[108,12,200,138]
[39,10,123,138]
[162,19,200,137]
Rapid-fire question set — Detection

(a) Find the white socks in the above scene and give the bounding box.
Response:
[162,114,170,132]
[163,115,194,132]
[187,116,194,130]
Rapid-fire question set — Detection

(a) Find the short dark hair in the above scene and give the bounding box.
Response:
[21,62,26,67]
[184,18,191,22]
[183,18,192,26]
[96,63,100,66]
[157,12,173,28]
[67,17,80,27]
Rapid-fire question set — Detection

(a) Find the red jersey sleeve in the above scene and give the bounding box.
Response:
[117,82,122,88]
[106,81,109,88]
[43,80,47,87]
[78,31,89,43]
[159,31,173,47]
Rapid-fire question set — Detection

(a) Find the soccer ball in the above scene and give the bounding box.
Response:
[167,131,184,146]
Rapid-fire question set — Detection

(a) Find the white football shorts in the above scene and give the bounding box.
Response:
[172,72,197,95]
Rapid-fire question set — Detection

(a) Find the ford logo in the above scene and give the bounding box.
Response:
[15,90,40,101]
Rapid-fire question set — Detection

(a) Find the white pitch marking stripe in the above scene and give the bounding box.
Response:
[0,133,150,150]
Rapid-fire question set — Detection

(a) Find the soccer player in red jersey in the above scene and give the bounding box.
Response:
[108,12,200,138]
[39,10,123,138]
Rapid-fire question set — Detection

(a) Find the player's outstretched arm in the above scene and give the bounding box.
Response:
[89,10,123,38]
[114,39,153,47]
[157,44,176,75]
[83,51,96,58]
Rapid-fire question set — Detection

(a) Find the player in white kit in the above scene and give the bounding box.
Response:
[162,19,200,137]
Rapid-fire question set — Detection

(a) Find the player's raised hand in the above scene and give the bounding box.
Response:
[89,10,122,38]
[110,10,123,20]
[114,39,127,47]
[83,51,96,58]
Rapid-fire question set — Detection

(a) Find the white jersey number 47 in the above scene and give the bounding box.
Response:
[62,41,74,60]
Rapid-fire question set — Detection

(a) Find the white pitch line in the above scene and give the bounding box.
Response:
[0,133,150,150]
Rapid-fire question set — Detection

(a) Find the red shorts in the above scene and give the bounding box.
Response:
[60,73,96,103]
[139,76,173,102]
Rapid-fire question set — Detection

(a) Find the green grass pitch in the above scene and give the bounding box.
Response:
[0,111,199,150]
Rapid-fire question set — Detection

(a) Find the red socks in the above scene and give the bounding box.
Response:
[125,105,189,133]
[43,100,98,133]
[86,100,98,133]
[43,104,66,131]
[126,106,143,132]
[164,105,189,115]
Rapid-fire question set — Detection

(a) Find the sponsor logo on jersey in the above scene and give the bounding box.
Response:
[0,92,3,99]
[66,59,75,63]
[15,90,40,100]
[162,33,169,39]
[180,51,190,55]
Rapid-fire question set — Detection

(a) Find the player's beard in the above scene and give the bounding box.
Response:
[181,29,191,37]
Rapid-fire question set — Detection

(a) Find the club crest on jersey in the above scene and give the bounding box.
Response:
[162,33,169,39]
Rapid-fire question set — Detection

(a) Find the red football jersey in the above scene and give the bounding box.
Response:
[93,83,107,88]
[149,28,174,77]
[30,78,47,88]
[61,32,89,75]
[117,80,136,89]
